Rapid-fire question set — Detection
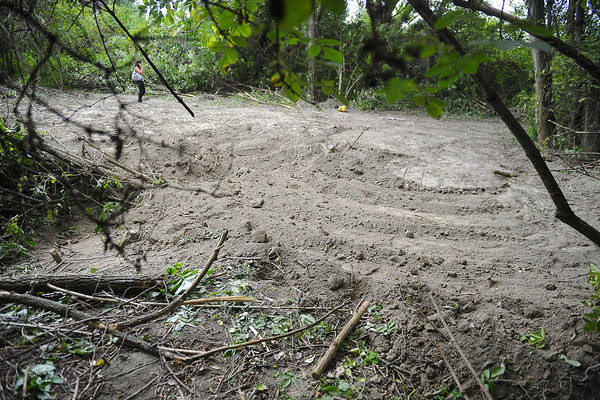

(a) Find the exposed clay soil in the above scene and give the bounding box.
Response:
[3,88,600,399]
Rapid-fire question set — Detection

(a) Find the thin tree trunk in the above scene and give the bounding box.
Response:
[529,0,555,145]
[308,10,316,102]
[583,88,600,152]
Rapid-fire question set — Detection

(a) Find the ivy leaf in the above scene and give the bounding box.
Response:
[322,46,343,64]
[308,43,322,58]
[321,0,346,15]
[434,10,462,30]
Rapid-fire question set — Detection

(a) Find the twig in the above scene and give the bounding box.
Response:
[47,283,121,303]
[82,139,157,183]
[345,127,369,151]
[215,383,251,399]
[160,354,192,394]
[182,302,347,362]
[549,120,599,135]
[423,331,469,400]
[0,291,166,359]
[311,300,370,378]
[428,292,493,400]
[493,378,533,400]
[114,231,228,330]
[71,377,79,400]
[140,296,260,307]
[122,375,158,400]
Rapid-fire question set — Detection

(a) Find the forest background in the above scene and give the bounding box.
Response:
[1,0,599,152]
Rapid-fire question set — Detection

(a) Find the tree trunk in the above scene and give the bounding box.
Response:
[583,88,600,152]
[0,273,166,294]
[567,0,585,138]
[307,10,316,102]
[529,0,555,146]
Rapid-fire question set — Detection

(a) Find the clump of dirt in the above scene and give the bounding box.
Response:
[2,88,599,399]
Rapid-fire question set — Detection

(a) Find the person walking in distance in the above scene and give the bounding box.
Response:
[132,60,145,102]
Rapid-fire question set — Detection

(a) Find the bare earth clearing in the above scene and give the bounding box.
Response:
[3,89,600,399]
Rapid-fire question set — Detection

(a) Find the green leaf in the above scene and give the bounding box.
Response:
[419,43,437,59]
[284,82,302,102]
[426,98,444,119]
[401,79,419,91]
[281,0,313,27]
[333,89,349,106]
[223,48,238,64]
[460,51,489,74]
[321,385,340,394]
[256,383,268,391]
[308,44,322,58]
[490,364,505,378]
[386,88,403,103]
[322,46,343,64]
[318,38,341,46]
[321,0,346,15]
[511,20,554,38]
[434,10,462,30]
[559,354,581,367]
[232,36,248,48]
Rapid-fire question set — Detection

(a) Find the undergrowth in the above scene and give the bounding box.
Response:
[0,117,127,266]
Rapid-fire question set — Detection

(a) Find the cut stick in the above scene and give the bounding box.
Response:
[311,300,370,378]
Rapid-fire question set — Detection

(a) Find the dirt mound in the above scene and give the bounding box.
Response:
[4,89,599,399]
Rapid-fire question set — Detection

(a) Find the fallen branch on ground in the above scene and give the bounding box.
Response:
[113,231,228,330]
[0,273,165,294]
[428,291,493,400]
[311,300,370,378]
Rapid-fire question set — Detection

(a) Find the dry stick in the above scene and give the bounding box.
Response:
[122,376,159,400]
[428,292,492,400]
[82,141,156,183]
[423,331,469,400]
[311,300,370,378]
[47,283,121,303]
[182,302,347,362]
[0,291,164,358]
[451,0,600,82]
[160,354,193,394]
[142,296,261,307]
[114,231,228,330]
[493,379,533,400]
[47,282,256,307]
[71,377,79,400]
[345,127,369,152]
[549,120,600,135]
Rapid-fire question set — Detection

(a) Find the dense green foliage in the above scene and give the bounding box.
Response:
[0,0,599,131]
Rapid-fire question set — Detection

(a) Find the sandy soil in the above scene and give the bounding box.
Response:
[5,88,600,399]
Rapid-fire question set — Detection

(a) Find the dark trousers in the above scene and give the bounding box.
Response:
[136,80,145,102]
